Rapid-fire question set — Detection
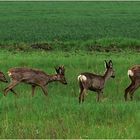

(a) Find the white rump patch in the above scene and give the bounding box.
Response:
[78,75,87,81]
[7,71,11,76]
[128,70,134,76]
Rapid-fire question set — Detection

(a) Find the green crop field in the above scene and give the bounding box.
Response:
[0,1,140,45]
[0,1,140,139]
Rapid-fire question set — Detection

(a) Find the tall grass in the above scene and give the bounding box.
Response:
[0,50,140,138]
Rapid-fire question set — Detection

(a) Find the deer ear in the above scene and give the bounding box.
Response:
[109,60,113,67]
[104,60,109,68]
[60,65,65,74]
[55,67,59,74]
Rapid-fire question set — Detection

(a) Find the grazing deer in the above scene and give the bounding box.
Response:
[124,65,140,101]
[78,60,115,103]
[0,71,8,83]
[4,66,67,96]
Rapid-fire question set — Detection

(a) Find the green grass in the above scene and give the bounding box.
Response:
[0,1,140,46]
[0,1,140,138]
[0,1,140,51]
[0,50,140,138]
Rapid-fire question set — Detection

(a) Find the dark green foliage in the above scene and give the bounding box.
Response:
[0,1,140,51]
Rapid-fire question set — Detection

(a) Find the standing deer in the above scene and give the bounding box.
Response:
[4,66,67,96]
[0,71,8,83]
[124,65,140,101]
[78,60,115,103]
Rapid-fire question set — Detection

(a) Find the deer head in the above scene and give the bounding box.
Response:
[55,66,67,85]
[105,60,115,78]
[0,71,8,83]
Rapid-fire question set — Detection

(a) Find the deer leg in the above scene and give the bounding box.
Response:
[79,89,86,103]
[97,91,101,102]
[124,82,134,101]
[79,88,86,103]
[40,85,48,96]
[97,93,100,102]
[78,81,84,104]
[79,88,83,104]
[82,89,87,103]
[10,89,18,96]
[100,91,104,100]
[129,82,140,101]
[31,85,36,97]
[4,80,20,96]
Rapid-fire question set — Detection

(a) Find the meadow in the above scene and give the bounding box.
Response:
[0,1,140,139]
[0,51,140,139]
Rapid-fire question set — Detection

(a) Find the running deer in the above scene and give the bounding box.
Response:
[78,60,115,103]
[124,65,140,101]
[0,71,8,83]
[4,66,67,96]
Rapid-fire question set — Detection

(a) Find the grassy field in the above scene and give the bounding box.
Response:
[0,1,140,139]
[0,1,140,46]
[0,51,140,139]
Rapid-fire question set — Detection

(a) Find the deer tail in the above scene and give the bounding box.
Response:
[128,70,134,77]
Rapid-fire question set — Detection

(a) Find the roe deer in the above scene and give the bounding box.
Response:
[4,66,67,96]
[78,60,115,103]
[124,65,140,101]
[0,71,8,83]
